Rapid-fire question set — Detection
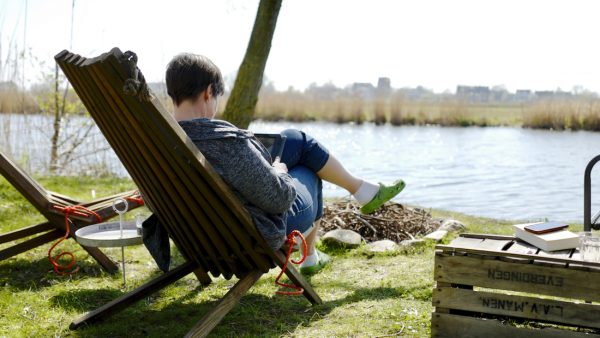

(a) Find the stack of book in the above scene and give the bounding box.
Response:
[513,222,579,251]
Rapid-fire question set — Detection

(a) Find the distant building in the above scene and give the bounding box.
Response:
[534,90,554,99]
[305,82,341,100]
[351,77,392,100]
[376,77,391,97]
[491,87,509,102]
[515,89,532,102]
[554,89,572,99]
[351,82,376,100]
[399,86,434,100]
[456,85,490,103]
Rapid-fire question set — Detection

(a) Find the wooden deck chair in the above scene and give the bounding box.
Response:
[0,150,144,272]
[55,48,322,337]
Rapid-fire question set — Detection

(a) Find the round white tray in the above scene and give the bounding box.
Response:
[75,221,142,247]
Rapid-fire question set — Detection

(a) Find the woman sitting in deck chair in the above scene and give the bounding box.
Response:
[165,53,405,274]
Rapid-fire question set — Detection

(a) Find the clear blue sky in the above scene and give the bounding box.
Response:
[1,0,600,93]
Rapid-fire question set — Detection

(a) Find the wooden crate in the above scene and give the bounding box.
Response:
[432,233,600,338]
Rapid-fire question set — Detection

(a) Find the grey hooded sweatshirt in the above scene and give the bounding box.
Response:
[178,118,296,250]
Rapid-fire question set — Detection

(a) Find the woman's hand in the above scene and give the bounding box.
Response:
[272,156,288,173]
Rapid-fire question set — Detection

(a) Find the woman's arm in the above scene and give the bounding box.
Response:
[206,138,296,214]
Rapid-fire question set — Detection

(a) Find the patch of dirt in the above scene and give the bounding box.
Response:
[321,200,440,243]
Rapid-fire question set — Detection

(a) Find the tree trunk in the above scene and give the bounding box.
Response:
[49,64,61,173]
[222,0,282,129]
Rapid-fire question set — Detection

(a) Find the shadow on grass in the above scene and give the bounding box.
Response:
[58,280,411,337]
[0,255,107,290]
[50,288,124,311]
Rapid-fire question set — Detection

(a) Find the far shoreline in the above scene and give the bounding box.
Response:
[3,109,600,133]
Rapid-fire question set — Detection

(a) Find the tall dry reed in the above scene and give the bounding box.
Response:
[581,100,600,131]
[253,91,509,127]
[437,99,471,126]
[373,99,387,125]
[0,89,37,113]
[389,93,405,125]
[522,98,600,130]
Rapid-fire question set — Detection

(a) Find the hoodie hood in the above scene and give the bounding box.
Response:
[178,118,254,141]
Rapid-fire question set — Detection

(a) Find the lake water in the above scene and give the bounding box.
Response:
[2,113,600,223]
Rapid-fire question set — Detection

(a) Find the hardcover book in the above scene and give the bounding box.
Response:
[513,222,579,252]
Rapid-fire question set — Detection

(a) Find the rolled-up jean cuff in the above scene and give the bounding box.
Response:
[300,140,329,173]
[280,129,330,173]
[312,152,330,173]
[285,166,323,236]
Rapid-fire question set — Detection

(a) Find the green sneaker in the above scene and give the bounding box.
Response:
[360,179,406,214]
[299,250,331,275]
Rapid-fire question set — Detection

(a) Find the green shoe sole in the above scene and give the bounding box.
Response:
[360,179,406,214]
[299,250,331,275]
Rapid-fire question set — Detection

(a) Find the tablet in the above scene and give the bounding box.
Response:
[254,133,287,159]
[524,221,569,234]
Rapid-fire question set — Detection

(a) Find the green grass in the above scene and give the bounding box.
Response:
[0,175,556,337]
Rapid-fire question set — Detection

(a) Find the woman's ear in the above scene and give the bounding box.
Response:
[204,84,213,101]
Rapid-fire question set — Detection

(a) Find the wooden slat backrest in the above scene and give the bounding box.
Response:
[56,48,274,279]
[93,55,276,274]
[58,52,220,277]
[92,54,264,277]
[90,57,236,277]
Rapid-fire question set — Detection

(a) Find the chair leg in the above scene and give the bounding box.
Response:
[0,229,63,261]
[184,270,263,338]
[0,222,54,244]
[70,260,197,330]
[272,250,323,305]
[193,267,213,286]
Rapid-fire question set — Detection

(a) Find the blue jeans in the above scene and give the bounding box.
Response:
[279,129,330,236]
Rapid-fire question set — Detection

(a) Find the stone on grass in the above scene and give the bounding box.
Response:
[424,230,448,242]
[322,229,362,248]
[366,239,399,252]
[439,219,467,232]
[400,239,425,247]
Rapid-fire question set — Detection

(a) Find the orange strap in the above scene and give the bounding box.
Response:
[125,190,144,206]
[48,205,103,275]
[275,230,307,296]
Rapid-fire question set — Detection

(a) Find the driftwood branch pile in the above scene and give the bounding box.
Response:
[321,200,440,243]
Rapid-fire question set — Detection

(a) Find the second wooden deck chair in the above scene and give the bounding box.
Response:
[56,48,322,337]
[0,151,144,272]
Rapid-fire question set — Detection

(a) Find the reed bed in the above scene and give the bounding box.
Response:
[0,88,37,114]
[523,98,600,131]
[255,91,600,131]
[5,85,600,132]
[254,91,521,127]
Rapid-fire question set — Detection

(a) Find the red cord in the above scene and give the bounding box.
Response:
[275,230,307,295]
[125,190,144,206]
[48,205,103,275]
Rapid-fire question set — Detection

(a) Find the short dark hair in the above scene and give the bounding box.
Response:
[165,53,225,106]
